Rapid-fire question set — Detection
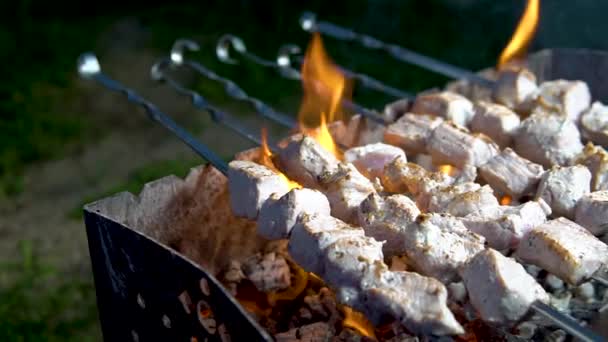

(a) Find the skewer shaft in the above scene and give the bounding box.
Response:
[301,12,495,88]
[592,274,608,287]
[531,301,603,342]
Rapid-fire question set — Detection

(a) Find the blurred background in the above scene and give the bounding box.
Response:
[1,0,607,340]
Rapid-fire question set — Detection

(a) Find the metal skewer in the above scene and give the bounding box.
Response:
[531,301,603,342]
[76,52,229,175]
[299,11,495,89]
[216,34,391,125]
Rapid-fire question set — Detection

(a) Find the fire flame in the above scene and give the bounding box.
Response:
[299,32,351,158]
[260,128,300,190]
[438,164,457,177]
[500,195,512,205]
[498,0,540,69]
[342,306,377,339]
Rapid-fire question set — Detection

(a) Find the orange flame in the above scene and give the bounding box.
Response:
[498,0,540,69]
[500,195,512,205]
[342,306,377,339]
[260,128,300,190]
[299,32,350,158]
[438,164,457,177]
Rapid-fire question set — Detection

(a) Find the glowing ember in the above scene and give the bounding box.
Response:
[342,306,377,339]
[498,0,540,69]
[438,164,457,177]
[260,127,300,190]
[500,195,512,205]
[299,32,351,158]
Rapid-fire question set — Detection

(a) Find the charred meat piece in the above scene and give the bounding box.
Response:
[576,143,608,191]
[428,122,499,169]
[492,68,538,113]
[536,165,591,219]
[382,157,451,195]
[383,113,444,154]
[357,193,420,257]
[228,160,290,219]
[536,80,591,122]
[410,91,475,126]
[516,217,608,285]
[575,191,608,236]
[344,143,406,180]
[403,213,486,283]
[580,101,608,147]
[275,135,340,188]
[479,148,545,199]
[319,163,377,223]
[459,199,551,250]
[514,112,584,168]
[257,188,331,240]
[461,249,549,324]
[470,102,521,148]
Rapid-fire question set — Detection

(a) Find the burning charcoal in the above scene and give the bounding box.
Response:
[580,102,608,146]
[516,321,538,340]
[382,157,450,195]
[410,91,475,126]
[343,143,406,180]
[574,191,608,236]
[222,260,245,296]
[516,218,608,285]
[479,148,545,199]
[402,213,486,283]
[536,165,591,219]
[460,199,551,250]
[318,163,377,223]
[428,122,499,169]
[228,160,290,219]
[274,322,333,342]
[575,282,595,302]
[545,274,565,292]
[536,80,591,122]
[492,68,539,112]
[544,329,567,342]
[461,249,549,325]
[470,102,521,148]
[577,143,608,192]
[383,98,412,121]
[383,113,443,154]
[257,188,331,240]
[242,252,291,292]
[357,193,420,257]
[514,112,584,168]
[276,135,340,188]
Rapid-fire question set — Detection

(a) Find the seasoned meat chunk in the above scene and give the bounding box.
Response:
[428,122,499,169]
[242,252,291,292]
[344,143,406,180]
[536,80,591,122]
[479,148,545,199]
[574,191,608,235]
[382,157,450,195]
[536,165,591,219]
[383,113,443,154]
[470,102,521,148]
[576,143,608,191]
[492,68,538,112]
[411,91,475,126]
[580,101,608,146]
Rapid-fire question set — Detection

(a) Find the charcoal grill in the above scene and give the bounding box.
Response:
[81,29,608,340]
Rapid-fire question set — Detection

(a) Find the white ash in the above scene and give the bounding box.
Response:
[428,122,499,169]
[514,112,584,168]
[516,217,608,285]
[492,68,539,113]
[410,91,475,127]
[574,191,608,235]
[384,113,443,154]
[576,143,608,191]
[228,160,290,219]
[478,148,545,199]
[535,80,591,122]
[382,157,450,195]
[258,188,331,240]
[580,101,608,146]
[535,165,591,219]
[242,252,291,292]
[470,101,521,148]
[344,143,406,180]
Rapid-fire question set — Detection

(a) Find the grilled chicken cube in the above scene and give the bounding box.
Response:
[288,214,365,275]
[383,98,412,121]
[536,165,591,219]
[514,112,584,168]
[242,252,291,292]
[344,143,406,180]
[576,143,608,191]
[470,102,521,148]
[450,164,478,185]
[492,68,538,112]
[363,267,465,335]
[460,200,551,250]
[428,122,499,169]
[228,160,290,219]
[575,191,608,235]
[516,217,608,285]
[580,101,608,147]
[444,185,500,217]
[257,188,331,240]
[411,91,475,126]
[383,113,443,154]
[479,148,545,199]
[357,193,420,257]
[461,249,549,324]
[536,80,591,122]
[403,213,486,283]
[276,135,340,188]
[382,157,451,195]
[319,163,377,223]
